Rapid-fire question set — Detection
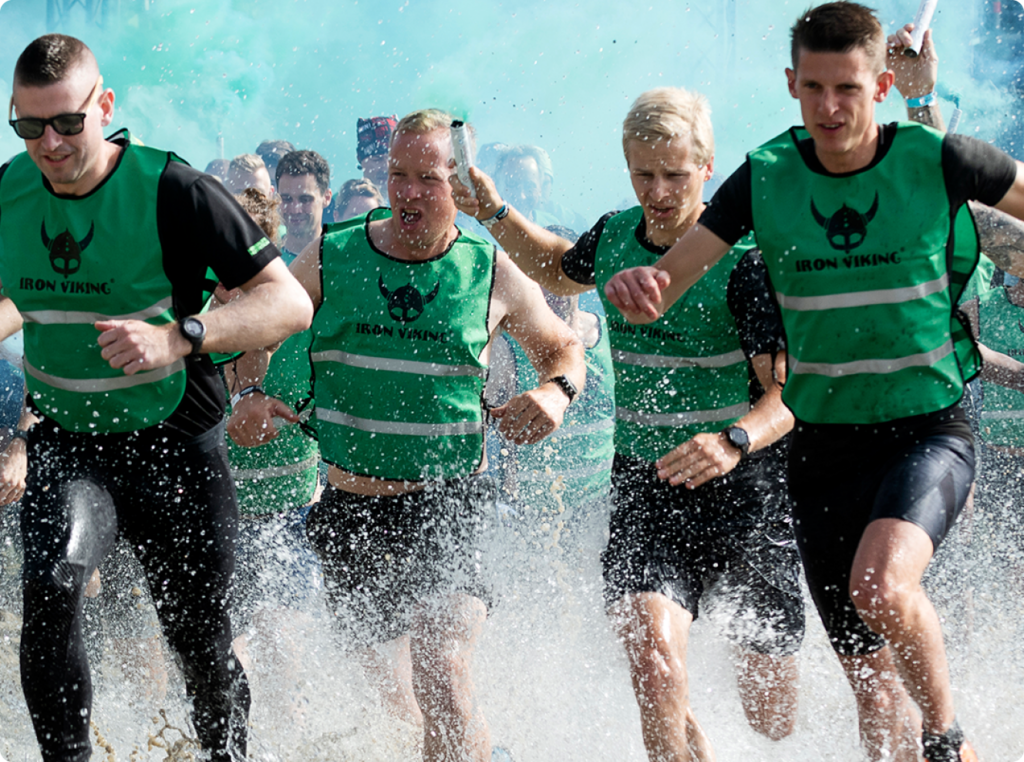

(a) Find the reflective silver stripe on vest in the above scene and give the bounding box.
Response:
[232,455,319,482]
[21,296,175,325]
[24,356,186,392]
[980,410,1024,420]
[312,349,486,378]
[547,418,615,440]
[316,406,483,436]
[520,458,615,481]
[611,348,746,369]
[615,401,750,427]
[776,274,949,312]
[788,341,954,377]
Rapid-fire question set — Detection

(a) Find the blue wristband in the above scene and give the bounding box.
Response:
[906,91,937,108]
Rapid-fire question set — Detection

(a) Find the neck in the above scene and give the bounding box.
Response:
[377,219,458,261]
[646,202,705,248]
[283,231,316,255]
[815,122,881,174]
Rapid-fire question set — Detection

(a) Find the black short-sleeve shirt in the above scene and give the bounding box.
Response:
[700,123,1019,245]
[1,137,280,438]
[560,210,784,399]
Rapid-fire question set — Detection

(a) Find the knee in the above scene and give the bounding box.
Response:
[628,642,688,707]
[849,573,915,628]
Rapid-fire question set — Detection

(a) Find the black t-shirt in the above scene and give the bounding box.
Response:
[1,138,280,439]
[700,123,1019,245]
[697,122,1004,442]
[560,210,784,401]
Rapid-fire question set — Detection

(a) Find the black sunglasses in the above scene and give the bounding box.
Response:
[8,77,103,140]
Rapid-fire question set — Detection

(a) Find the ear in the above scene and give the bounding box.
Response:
[704,155,715,181]
[786,68,799,99]
[98,88,115,128]
[874,69,896,103]
[322,188,333,208]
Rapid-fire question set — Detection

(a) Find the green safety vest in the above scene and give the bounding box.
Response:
[595,206,752,462]
[978,286,1024,447]
[0,140,188,433]
[310,209,494,480]
[508,297,615,510]
[226,328,320,514]
[749,122,981,424]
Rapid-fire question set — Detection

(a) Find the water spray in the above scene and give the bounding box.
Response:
[450,120,476,198]
[904,0,938,57]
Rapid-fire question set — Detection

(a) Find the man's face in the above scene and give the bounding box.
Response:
[278,173,331,242]
[361,155,389,189]
[625,135,711,239]
[787,45,894,169]
[386,129,457,253]
[226,166,272,196]
[11,69,114,195]
[336,194,379,223]
[497,156,544,216]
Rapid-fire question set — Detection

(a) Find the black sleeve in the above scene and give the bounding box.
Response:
[158,159,281,315]
[726,248,785,360]
[942,134,1018,210]
[697,161,754,246]
[559,211,618,285]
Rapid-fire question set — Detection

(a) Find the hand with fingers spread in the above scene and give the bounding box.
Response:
[491,383,568,446]
[226,390,299,447]
[95,319,191,375]
[655,431,744,489]
[603,266,672,323]
[0,436,27,505]
[887,23,937,100]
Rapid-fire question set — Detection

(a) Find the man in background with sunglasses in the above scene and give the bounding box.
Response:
[0,33,312,762]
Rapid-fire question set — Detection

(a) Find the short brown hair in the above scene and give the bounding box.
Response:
[234,188,281,244]
[276,150,331,194]
[14,34,92,87]
[790,2,885,72]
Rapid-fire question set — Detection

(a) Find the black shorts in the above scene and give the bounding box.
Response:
[601,448,804,657]
[306,475,497,646]
[789,411,975,656]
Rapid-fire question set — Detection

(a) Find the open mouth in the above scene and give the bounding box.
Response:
[399,209,422,226]
[819,122,844,133]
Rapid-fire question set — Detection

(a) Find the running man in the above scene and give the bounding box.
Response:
[229,108,584,762]
[605,4,1024,760]
[0,34,312,762]
[452,87,804,759]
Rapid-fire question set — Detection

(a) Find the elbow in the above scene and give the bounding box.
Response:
[281,280,314,334]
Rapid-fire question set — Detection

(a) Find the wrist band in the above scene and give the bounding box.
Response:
[230,385,264,408]
[10,429,28,445]
[480,203,510,230]
[906,90,937,108]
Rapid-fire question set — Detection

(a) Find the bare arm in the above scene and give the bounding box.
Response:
[96,256,313,375]
[488,251,585,445]
[888,25,944,131]
[978,342,1024,394]
[0,296,23,343]
[450,167,588,296]
[967,201,1024,277]
[0,388,39,506]
[227,238,322,447]
[655,352,793,488]
[603,223,733,323]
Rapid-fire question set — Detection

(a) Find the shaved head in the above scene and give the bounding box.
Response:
[14,34,98,89]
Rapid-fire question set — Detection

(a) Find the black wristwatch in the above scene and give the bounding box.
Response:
[178,316,206,356]
[547,374,578,403]
[722,425,750,458]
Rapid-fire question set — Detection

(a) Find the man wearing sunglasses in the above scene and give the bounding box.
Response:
[0,34,313,762]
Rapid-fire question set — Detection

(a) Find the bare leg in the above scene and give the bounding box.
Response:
[356,634,424,726]
[850,518,955,736]
[735,651,799,740]
[410,594,490,762]
[609,592,714,762]
[838,647,921,762]
[110,635,169,703]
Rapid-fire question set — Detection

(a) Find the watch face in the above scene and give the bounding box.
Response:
[727,427,749,450]
[183,318,203,340]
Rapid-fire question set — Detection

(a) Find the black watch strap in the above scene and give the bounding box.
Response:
[548,374,578,403]
[722,425,750,457]
[179,316,206,356]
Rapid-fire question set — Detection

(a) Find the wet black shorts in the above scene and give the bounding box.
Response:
[601,449,805,657]
[306,475,497,646]
[789,416,975,657]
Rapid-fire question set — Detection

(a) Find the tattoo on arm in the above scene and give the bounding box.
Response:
[969,201,1024,272]
[907,104,945,132]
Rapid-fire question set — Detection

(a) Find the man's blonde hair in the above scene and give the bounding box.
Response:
[621,88,714,167]
[395,108,454,136]
[229,153,266,175]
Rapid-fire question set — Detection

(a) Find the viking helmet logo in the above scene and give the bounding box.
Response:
[378,275,440,323]
[41,220,94,278]
[810,193,879,253]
